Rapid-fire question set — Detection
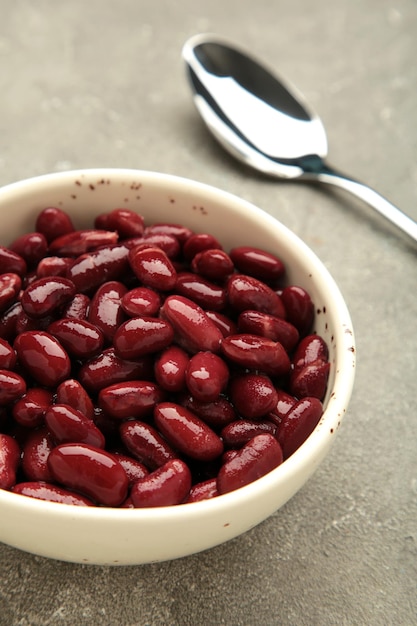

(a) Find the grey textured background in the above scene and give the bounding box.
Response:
[0,1,416,624]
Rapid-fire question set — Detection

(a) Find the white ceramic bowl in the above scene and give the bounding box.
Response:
[0,168,355,565]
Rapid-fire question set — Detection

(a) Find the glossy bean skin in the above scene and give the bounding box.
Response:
[175,272,227,311]
[130,459,192,508]
[277,397,323,459]
[280,286,314,337]
[221,334,290,377]
[10,232,48,268]
[12,481,95,506]
[0,273,22,313]
[78,348,153,393]
[12,387,53,428]
[160,295,223,354]
[221,419,278,448]
[0,369,26,406]
[120,420,178,470]
[61,293,90,320]
[229,373,278,419]
[47,318,104,359]
[184,477,218,503]
[0,433,20,489]
[154,345,189,393]
[238,310,299,353]
[49,229,118,256]
[45,404,105,448]
[182,233,222,261]
[180,395,237,428]
[95,208,145,238]
[128,245,177,291]
[36,256,73,279]
[190,248,234,282]
[98,381,164,420]
[20,276,76,318]
[154,402,224,462]
[229,246,285,283]
[0,246,27,276]
[227,274,286,318]
[110,453,149,486]
[14,331,71,387]
[113,316,174,359]
[217,434,283,495]
[48,443,129,506]
[56,379,94,420]
[267,389,297,426]
[205,310,238,338]
[88,280,127,343]
[185,351,229,403]
[21,428,55,482]
[292,334,329,372]
[144,222,193,244]
[141,233,181,259]
[121,287,161,318]
[66,244,130,293]
[290,361,330,401]
[0,337,16,369]
[35,207,75,243]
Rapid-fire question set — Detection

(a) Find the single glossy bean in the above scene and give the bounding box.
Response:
[45,404,105,448]
[229,373,278,419]
[120,420,177,470]
[14,331,71,387]
[205,310,238,338]
[128,245,177,291]
[130,459,192,508]
[12,387,53,428]
[21,276,76,318]
[220,334,290,377]
[121,286,161,318]
[184,477,218,503]
[78,348,153,392]
[0,337,16,369]
[277,397,323,458]
[36,256,73,279]
[180,395,237,428]
[221,419,278,448]
[217,433,283,495]
[154,345,190,393]
[35,207,75,243]
[141,233,181,259]
[160,295,223,354]
[0,433,20,489]
[61,293,90,320]
[229,246,285,283]
[280,286,314,336]
[10,232,48,268]
[49,229,119,256]
[113,316,174,359]
[48,317,104,359]
[185,351,229,403]
[0,273,22,313]
[21,428,55,482]
[175,272,227,311]
[99,381,164,420]
[66,243,130,293]
[182,232,222,261]
[12,481,95,506]
[144,222,193,244]
[88,280,127,343]
[0,246,27,276]
[48,443,129,506]
[292,334,329,372]
[227,274,286,318]
[289,360,330,400]
[56,379,94,420]
[190,249,234,282]
[238,310,299,352]
[0,369,26,406]
[94,208,145,238]
[154,402,224,462]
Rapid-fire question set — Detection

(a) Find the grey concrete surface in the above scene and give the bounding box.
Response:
[0,1,416,624]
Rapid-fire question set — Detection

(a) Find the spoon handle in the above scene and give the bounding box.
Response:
[310,165,417,244]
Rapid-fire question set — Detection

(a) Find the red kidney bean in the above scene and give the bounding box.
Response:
[180,394,237,428]
[121,286,161,318]
[56,379,94,420]
[128,245,177,291]
[154,345,189,393]
[98,381,164,420]
[113,316,174,359]
[290,360,330,400]
[141,233,181,259]
[205,310,238,337]
[144,222,193,244]
[12,387,53,428]
[0,301,21,341]
[277,397,323,459]
[12,481,95,506]
[36,256,73,279]
[0,433,20,489]
[14,331,71,387]
[0,337,16,369]
[0,246,27,276]
[154,402,224,462]
[47,317,104,359]
[184,477,218,503]
[61,293,90,320]
[20,276,76,318]
[238,310,299,352]
[222,449,240,464]
[191,249,234,282]
[78,348,153,393]
[217,433,283,495]
[48,443,129,506]
[280,285,314,336]
[35,207,75,243]
[221,334,290,377]
[67,243,130,293]
[185,351,229,403]
[49,229,119,256]
[130,459,191,508]
[230,246,285,283]
[9,232,48,268]
[175,272,227,311]
[0,369,26,406]
[183,233,222,261]
[229,373,278,419]
[0,273,22,313]
[110,453,149,485]
[292,334,329,372]
[227,274,286,318]
[267,389,297,426]
[120,420,177,470]
[21,428,55,482]
[95,208,145,238]
[45,404,105,448]
[160,295,223,354]
[221,419,278,448]
[87,280,127,343]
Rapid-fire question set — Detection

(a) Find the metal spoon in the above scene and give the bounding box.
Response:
[182,33,417,244]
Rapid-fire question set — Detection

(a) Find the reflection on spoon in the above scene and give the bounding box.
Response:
[182,33,417,244]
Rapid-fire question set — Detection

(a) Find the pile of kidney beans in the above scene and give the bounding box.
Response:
[0,206,330,508]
